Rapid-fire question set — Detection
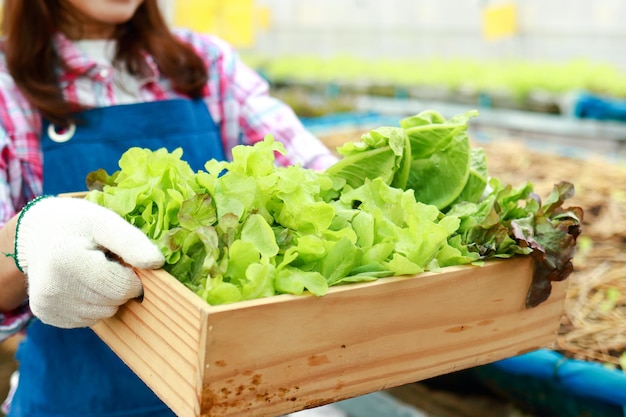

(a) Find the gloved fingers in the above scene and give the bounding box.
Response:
[76,248,144,302]
[33,302,119,329]
[85,208,165,270]
[16,197,165,274]
[16,197,162,329]
[28,243,142,304]
[73,302,120,327]
[35,241,144,302]
[28,267,131,329]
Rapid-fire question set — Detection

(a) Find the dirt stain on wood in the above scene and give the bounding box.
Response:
[308,354,330,366]
[445,325,471,333]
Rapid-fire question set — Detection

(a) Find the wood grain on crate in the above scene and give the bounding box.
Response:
[91,256,567,417]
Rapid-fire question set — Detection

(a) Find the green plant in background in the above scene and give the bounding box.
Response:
[242,54,626,107]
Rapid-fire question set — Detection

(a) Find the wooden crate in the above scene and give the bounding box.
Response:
[91,256,567,417]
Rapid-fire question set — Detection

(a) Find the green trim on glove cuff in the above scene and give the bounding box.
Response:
[10,195,53,273]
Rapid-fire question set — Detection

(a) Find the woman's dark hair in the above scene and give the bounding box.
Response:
[2,0,208,126]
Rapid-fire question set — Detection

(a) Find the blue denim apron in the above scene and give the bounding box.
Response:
[8,98,225,417]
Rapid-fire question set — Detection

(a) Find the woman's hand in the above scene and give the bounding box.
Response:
[15,197,164,328]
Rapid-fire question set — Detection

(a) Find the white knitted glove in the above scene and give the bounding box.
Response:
[15,196,165,328]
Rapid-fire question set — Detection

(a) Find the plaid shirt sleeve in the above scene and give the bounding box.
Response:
[0,302,32,342]
[175,30,338,171]
[0,48,40,336]
[0,55,43,226]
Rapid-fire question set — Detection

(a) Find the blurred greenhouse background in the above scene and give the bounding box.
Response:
[165,0,626,65]
[0,0,621,115]
[163,0,626,108]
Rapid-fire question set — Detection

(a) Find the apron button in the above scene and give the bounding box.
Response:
[47,123,76,143]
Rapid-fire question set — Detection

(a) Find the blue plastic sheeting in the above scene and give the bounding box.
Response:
[574,92,626,122]
[300,111,399,134]
[491,349,626,407]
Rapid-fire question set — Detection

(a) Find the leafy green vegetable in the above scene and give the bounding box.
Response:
[325,109,480,210]
[86,135,469,305]
[446,178,583,307]
[325,126,411,189]
[322,110,582,307]
[451,148,488,206]
[399,110,478,209]
[86,109,582,309]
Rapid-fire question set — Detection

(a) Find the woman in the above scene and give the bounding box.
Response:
[0,1,338,415]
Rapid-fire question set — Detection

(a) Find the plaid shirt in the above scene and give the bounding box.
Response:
[0,29,337,338]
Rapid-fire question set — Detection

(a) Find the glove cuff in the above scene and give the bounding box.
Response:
[12,195,53,274]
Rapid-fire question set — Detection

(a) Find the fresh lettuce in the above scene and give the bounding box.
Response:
[86,135,469,305]
[322,110,582,307]
[326,109,481,210]
[447,179,583,307]
[86,110,582,308]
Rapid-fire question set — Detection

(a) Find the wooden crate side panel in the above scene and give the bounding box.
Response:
[92,269,211,417]
[199,257,567,417]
